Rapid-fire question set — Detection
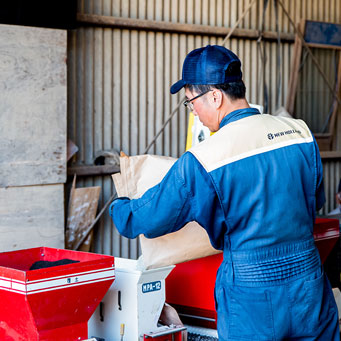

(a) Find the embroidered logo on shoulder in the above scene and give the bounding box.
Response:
[267,129,301,140]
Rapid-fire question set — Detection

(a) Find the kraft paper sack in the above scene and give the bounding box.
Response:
[112,154,221,269]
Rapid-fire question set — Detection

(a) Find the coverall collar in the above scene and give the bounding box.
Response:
[219,107,261,129]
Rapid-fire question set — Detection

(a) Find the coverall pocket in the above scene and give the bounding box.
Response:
[303,269,336,313]
[301,269,338,335]
[228,286,275,340]
[303,269,324,297]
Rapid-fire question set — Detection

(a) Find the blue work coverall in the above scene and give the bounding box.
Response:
[110,108,339,340]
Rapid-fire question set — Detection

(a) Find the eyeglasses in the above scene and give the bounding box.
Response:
[183,90,212,111]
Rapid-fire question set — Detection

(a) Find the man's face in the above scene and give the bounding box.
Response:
[185,88,219,132]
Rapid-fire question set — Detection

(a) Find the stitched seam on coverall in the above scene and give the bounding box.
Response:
[189,150,233,234]
[173,171,194,230]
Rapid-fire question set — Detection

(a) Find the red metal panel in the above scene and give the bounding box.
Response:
[166,253,221,328]
[0,247,115,340]
[313,218,340,263]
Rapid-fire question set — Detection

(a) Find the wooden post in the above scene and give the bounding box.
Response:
[286,20,306,115]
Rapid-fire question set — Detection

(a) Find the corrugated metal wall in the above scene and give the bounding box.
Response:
[68,0,341,257]
[323,160,341,214]
[295,46,339,136]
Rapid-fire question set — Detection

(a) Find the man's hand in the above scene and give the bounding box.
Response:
[159,303,187,340]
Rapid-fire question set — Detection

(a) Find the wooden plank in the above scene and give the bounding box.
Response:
[306,42,341,50]
[76,13,295,43]
[286,20,305,115]
[328,54,341,142]
[314,133,332,152]
[320,151,341,159]
[67,164,120,176]
[0,185,64,252]
[0,24,67,188]
[66,186,101,251]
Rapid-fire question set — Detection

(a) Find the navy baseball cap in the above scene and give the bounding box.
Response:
[170,45,242,94]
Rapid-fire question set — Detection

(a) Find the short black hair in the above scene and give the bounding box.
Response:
[186,61,246,100]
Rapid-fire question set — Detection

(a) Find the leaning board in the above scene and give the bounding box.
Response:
[0,185,65,251]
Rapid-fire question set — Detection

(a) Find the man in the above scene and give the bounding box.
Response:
[110,45,339,340]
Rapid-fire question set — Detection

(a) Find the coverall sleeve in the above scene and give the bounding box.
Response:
[109,152,226,250]
[314,138,325,211]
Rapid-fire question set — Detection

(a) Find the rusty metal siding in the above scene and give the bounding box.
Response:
[68,0,341,257]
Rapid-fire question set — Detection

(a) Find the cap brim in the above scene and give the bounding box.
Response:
[170,79,186,94]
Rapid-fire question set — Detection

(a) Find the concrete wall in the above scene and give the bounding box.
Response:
[0,24,66,251]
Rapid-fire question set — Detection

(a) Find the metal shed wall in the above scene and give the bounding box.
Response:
[68,0,341,258]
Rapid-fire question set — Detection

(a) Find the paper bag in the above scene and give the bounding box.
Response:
[112,154,221,269]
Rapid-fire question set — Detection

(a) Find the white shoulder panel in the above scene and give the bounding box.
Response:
[189,115,313,173]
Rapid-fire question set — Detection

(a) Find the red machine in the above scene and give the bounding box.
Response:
[313,218,340,263]
[166,218,340,329]
[0,247,115,340]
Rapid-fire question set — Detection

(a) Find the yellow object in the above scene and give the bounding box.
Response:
[186,104,263,151]
[186,112,214,151]
[186,112,195,151]
[120,323,125,340]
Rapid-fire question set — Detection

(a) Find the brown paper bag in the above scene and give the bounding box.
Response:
[112,154,221,269]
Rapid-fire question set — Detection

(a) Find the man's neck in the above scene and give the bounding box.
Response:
[219,98,250,123]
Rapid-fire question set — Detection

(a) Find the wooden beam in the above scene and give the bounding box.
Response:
[320,151,341,160]
[67,164,120,177]
[76,13,295,43]
[306,42,341,50]
[286,20,305,115]
[328,54,341,141]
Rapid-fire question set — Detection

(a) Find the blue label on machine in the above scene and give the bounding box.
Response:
[142,281,161,293]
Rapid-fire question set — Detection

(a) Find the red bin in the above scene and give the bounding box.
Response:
[0,247,115,340]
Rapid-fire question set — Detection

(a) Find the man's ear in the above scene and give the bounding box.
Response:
[211,89,223,108]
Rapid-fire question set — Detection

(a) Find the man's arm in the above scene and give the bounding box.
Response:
[110,153,197,239]
[109,152,226,249]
